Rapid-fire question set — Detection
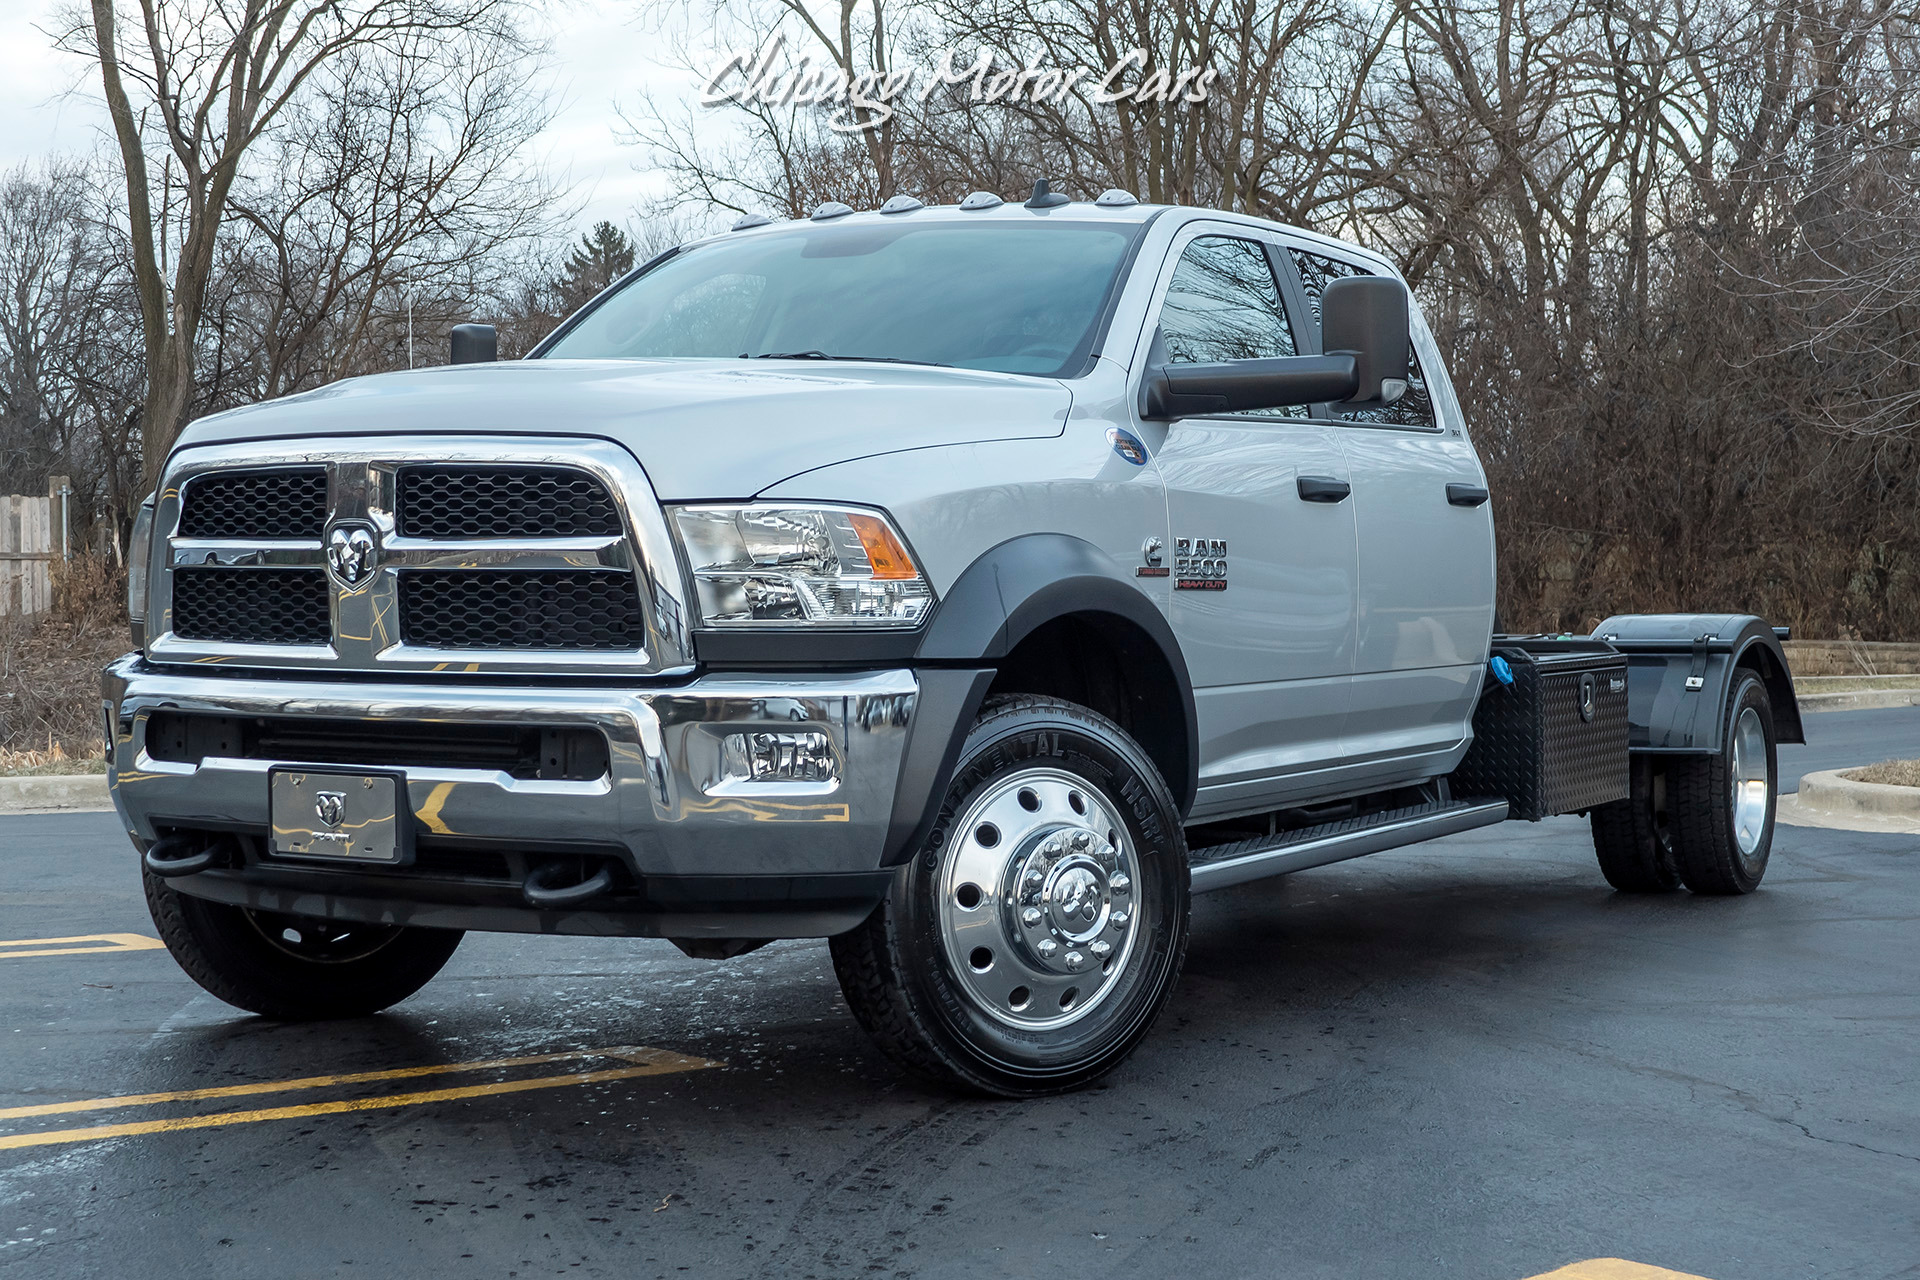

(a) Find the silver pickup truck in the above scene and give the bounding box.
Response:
[107,191,1801,1095]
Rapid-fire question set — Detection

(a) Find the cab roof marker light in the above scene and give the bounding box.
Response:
[730,212,773,231]
[877,194,925,215]
[1094,189,1140,207]
[958,191,1003,211]
[811,201,855,221]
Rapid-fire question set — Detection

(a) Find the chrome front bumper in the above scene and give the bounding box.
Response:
[103,656,918,889]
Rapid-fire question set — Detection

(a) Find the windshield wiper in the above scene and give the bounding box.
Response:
[743,351,951,367]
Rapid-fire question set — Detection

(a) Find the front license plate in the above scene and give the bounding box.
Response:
[269,768,406,864]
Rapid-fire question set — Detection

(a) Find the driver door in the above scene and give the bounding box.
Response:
[1129,225,1360,821]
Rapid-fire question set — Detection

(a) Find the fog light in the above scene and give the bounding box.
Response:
[720,730,837,784]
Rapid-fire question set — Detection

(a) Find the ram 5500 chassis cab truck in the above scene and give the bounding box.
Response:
[108,192,1802,1095]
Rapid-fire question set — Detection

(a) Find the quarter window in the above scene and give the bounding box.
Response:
[1289,248,1436,430]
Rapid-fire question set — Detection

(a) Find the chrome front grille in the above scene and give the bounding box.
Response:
[171,567,331,644]
[147,437,693,676]
[399,569,646,649]
[178,467,328,539]
[397,466,622,538]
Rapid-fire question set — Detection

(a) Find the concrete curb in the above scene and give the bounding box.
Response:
[1798,689,1920,713]
[0,773,112,814]
[1797,768,1920,819]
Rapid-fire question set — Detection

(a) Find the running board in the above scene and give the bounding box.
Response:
[1188,797,1509,894]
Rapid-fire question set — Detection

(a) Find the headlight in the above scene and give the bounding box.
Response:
[671,504,932,627]
[127,495,155,647]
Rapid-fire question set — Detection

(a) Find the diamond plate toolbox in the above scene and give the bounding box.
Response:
[1453,641,1630,821]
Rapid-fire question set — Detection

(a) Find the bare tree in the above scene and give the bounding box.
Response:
[67,0,535,486]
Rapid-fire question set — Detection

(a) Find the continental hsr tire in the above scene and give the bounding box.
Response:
[830,695,1191,1096]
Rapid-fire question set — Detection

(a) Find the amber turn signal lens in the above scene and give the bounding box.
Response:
[848,513,918,580]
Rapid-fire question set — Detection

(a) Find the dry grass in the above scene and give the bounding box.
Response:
[1842,759,1920,787]
[1,552,131,773]
[1797,675,1920,691]
[0,742,106,775]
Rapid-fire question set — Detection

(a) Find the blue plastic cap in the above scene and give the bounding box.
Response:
[1490,655,1515,686]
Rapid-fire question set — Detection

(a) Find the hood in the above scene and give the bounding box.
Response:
[173,359,1074,499]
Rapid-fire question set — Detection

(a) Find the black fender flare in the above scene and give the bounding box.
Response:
[1592,613,1805,753]
[882,535,1199,863]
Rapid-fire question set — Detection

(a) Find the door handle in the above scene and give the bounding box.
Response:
[1297,475,1351,503]
[1446,483,1490,507]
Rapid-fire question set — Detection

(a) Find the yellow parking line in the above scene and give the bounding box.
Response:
[0,1045,708,1120]
[0,933,165,960]
[1525,1261,1716,1280]
[0,1056,713,1151]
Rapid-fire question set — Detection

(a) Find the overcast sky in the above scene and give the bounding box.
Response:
[0,0,684,235]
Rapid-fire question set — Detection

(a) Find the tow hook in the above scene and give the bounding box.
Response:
[522,861,615,909]
[143,834,224,878]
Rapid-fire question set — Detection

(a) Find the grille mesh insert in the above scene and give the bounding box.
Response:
[400,570,644,650]
[179,469,327,540]
[171,568,331,645]
[398,467,622,539]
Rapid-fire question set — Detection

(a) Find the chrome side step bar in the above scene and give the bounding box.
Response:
[1188,797,1510,894]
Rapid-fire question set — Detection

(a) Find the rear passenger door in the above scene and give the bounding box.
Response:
[1138,225,1359,820]
[1283,246,1496,780]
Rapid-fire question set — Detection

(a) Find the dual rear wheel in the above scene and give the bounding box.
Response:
[1590,670,1777,896]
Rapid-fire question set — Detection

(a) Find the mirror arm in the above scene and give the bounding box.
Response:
[1140,354,1357,420]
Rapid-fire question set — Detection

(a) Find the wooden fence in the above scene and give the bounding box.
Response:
[1,494,54,617]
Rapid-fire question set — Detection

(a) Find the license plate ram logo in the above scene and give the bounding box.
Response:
[313,791,345,826]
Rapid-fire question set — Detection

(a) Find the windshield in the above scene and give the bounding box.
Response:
[538,220,1141,377]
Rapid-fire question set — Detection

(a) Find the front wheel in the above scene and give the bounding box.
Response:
[830,695,1190,1096]
[145,870,464,1018]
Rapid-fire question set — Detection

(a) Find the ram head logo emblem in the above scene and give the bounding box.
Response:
[326,524,378,586]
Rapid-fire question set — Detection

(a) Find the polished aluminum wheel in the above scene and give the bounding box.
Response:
[937,767,1144,1030]
[1730,705,1771,855]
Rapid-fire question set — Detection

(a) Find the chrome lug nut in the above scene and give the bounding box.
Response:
[1089,940,1112,959]
[1064,950,1085,971]
[1037,938,1059,958]
[1110,911,1129,930]
[1110,873,1131,895]
[1021,907,1042,927]
[1072,830,1092,851]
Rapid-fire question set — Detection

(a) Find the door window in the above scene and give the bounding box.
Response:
[1158,235,1304,418]
[1288,249,1435,430]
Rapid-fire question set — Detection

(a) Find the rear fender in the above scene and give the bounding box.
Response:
[1591,613,1804,753]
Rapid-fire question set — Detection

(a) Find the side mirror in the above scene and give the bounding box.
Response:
[1322,276,1408,407]
[1139,276,1413,420]
[450,323,498,364]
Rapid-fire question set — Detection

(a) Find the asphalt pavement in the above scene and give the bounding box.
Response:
[0,710,1915,1279]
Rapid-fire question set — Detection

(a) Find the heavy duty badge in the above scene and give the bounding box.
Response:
[1173,537,1228,590]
